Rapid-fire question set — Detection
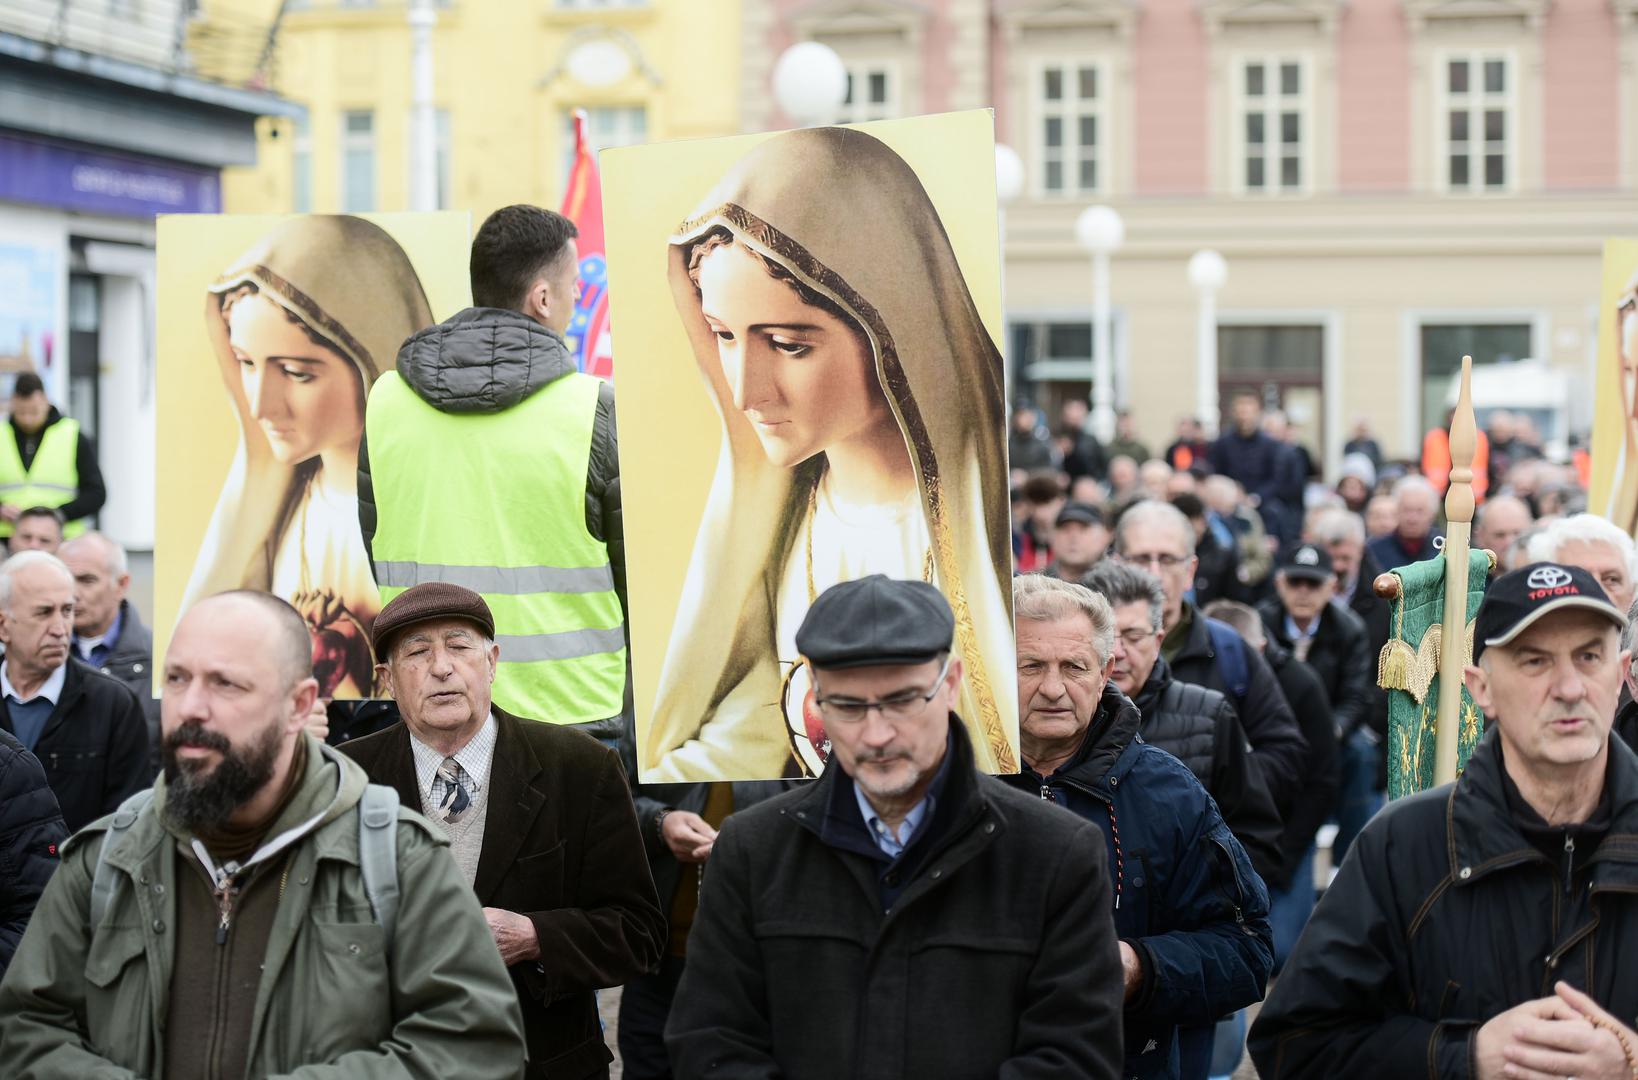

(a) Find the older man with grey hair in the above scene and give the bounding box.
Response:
[1526,512,1637,618]
[60,531,158,778]
[0,550,147,830]
[1112,499,1306,814]
[1366,475,1443,571]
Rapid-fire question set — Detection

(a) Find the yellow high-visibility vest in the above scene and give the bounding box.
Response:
[0,418,85,538]
[366,371,626,725]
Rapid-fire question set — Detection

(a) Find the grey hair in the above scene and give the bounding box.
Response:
[59,530,128,579]
[1526,513,1638,579]
[1202,599,1265,647]
[0,550,73,612]
[1113,499,1197,559]
[1393,474,1439,506]
[1082,561,1166,632]
[1623,595,1638,660]
[1013,573,1116,667]
[1308,506,1366,546]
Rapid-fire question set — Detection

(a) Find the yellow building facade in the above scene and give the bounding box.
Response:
[221,0,742,220]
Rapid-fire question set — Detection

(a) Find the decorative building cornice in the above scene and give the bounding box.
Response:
[994,0,1142,43]
[1399,0,1552,31]
[1198,0,1346,34]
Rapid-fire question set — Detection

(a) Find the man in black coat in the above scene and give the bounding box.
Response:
[0,551,147,832]
[1258,543,1376,861]
[1203,600,1338,972]
[0,728,66,981]
[60,532,160,780]
[1251,564,1638,1079]
[1111,500,1307,815]
[1082,561,1282,881]
[1308,507,1391,759]
[341,583,665,1080]
[666,576,1124,1079]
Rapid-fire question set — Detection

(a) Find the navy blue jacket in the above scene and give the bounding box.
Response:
[1003,685,1273,1080]
[0,729,67,980]
[1210,429,1303,542]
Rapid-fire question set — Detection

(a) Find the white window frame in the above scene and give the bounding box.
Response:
[339,109,375,213]
[562,106,647,182]
[1435,49,1517,195]
[835,61,900,124]
[1006,309,1131,409]
[1232,53,1313,196]
[1030,58,1108,199]
[1398,307,1546,450]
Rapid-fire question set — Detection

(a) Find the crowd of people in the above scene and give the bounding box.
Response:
[1,202,1637,1080]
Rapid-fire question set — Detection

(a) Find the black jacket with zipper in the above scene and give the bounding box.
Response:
[1131,656,1285,885]
[1249,728,1638,1079]
[665,716,1125,1080]
[0,728,66,981]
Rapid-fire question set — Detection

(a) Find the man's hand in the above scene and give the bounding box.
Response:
[1475,996,1585,1079]
[482,907,540,967]
[0,503,20,523]
[1118,941,1143,1004]
[662,810,719,864]
[1496,982,1638,1080]
[305,697,330,742]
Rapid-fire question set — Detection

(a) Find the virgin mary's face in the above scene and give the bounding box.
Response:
[228,291,363,466]
[697,242,891,469]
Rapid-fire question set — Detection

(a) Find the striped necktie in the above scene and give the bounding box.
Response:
[437,757,472,824]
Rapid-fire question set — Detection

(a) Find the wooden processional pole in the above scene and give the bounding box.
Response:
[1434,356,1477,786]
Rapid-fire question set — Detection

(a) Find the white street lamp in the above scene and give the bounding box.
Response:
[1076,205,1124,445]
[772,42,848,128]
[408,0,438,211]
[1187,249,1228,437]
[994,144,1024,380]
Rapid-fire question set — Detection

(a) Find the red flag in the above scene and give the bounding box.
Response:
[560,110,613,380]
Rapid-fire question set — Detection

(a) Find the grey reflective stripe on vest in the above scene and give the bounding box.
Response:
[90,785,401,946]
[496,626,626,662]
[357,784,399,944]
[0,483,75,494]
[374,560,614,595]
[90,788,154,929]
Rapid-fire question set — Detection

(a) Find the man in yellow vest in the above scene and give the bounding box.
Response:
[0,373,104,541]
[360,206,627,742]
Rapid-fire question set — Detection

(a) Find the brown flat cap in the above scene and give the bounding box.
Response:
[371,581,496,657]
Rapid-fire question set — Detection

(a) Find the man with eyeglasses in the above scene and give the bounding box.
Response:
[666,574,1125,1079]
[1257,542,1374,862]
[1110,500,1307,815]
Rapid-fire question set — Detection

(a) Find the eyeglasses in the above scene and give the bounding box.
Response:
[813,655,953,724]
[1117,551,1189,571]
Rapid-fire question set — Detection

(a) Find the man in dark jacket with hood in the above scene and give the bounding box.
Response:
[1082,561,1282,882]
[360,205,627,742]
[1111,500,1307,815]
[1006,573,1272,1080]
[0,728,66,981]
[1251,564,1638,1079]
[667,576,1125,1079]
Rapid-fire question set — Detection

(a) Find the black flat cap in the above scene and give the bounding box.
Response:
[1276,542,1334,582]
[796,575,955,670]
[1056,501,1106,528]
[371,581,496,657]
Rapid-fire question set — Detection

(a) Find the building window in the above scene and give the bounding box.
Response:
[836,62,898,123]
[340,109,375,212]
[1419,322,1531,431]
[292,115,312,213]
[1239,57,1307,194]
[1441,52,1512,193]
[1036,61,1103,196]
[562,106,647,182]
[553,0,647,8]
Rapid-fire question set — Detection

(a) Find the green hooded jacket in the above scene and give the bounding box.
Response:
[0,734,526,1079]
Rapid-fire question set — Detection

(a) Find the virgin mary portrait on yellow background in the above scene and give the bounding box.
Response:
[640,125,1018,782]
[179,216,434,697]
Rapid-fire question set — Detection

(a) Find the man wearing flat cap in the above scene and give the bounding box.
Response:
[665,574,1125,1079]
[340,581,664,1079]
[1252,563,1638,1080]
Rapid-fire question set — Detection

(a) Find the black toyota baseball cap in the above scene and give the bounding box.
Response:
[1472,562,1625,661]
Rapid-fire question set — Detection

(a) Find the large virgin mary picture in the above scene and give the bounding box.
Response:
[606,112,1018,782]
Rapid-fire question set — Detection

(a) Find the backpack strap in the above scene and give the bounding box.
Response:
[357,783,400,945]
[1204,618,1251,703]
[89,788,154,930]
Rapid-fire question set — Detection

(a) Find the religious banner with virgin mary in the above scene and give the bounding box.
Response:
[605,111,1018,783]
[155,212,470,698]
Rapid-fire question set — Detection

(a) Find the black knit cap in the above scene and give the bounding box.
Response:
[796,575,955,670]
